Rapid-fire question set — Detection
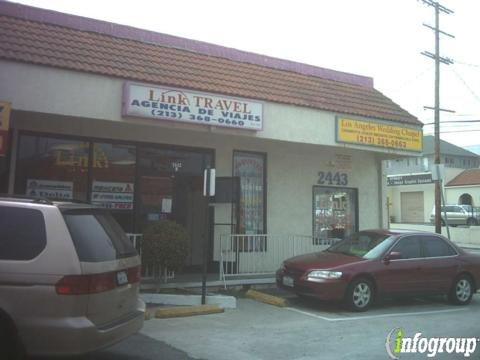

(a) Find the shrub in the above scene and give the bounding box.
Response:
[141,220,190,275]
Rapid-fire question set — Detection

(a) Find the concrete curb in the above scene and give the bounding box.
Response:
[155,305,224,318]
[245,289,288,307]
[140,293,237,309]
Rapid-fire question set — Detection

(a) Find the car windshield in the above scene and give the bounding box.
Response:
[326,231,396,259]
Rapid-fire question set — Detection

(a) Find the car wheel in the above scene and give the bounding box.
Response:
[345,278,374,312]
[0,318,24,360]
[448,275,474,305]
[466,218,477,226]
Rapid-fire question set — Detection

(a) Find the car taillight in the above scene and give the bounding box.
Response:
[55,266,140,295]
[127,266,141,283]
[55,275,91,295]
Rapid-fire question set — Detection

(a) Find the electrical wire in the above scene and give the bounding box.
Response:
[450,67,480,104]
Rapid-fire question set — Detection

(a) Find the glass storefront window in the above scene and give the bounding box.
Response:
[15,134,89,201]
[233,151,266,236]
[90,143,136,232]
[137,147,213,268]
[313,186,357,242]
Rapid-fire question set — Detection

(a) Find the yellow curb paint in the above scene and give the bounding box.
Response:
[155,305,224,319]
[245,289,288,307]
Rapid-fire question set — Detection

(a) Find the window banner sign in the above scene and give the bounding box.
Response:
[336,117,422,152]
[122,82,263,131]
[26,179,73,199]
[387,173,433,186]
[91,181,134,210]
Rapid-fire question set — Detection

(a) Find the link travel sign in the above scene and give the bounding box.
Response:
[336,117,422,152]
[122,82,263,131]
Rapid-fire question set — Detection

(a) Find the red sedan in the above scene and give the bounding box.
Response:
[276,229,480,311]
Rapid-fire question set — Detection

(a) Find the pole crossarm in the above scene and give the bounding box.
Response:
[423,106,455,113]
[421,51,454,65]
[420,0,454,14]
[422,23,455,38]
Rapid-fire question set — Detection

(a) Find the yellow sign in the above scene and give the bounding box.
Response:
[0,101,11,131]
[336,118,422,152]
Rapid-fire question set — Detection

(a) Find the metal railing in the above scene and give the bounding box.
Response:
[219,234,340,280]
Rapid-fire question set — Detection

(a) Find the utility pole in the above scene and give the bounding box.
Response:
[420,0,454,234]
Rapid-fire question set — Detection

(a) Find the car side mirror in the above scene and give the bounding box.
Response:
[384,251,402,263]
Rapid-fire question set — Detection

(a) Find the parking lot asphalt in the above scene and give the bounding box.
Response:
[30,333,199,360]
[141,294,480,360]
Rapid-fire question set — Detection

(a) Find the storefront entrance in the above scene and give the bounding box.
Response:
[136,146,214,271]
[313,186,358,241]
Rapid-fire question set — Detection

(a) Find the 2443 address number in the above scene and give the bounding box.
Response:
[317,171,348,186]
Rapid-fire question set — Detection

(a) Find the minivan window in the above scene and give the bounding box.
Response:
[0,206,46,260]
[63,209,137,262]
[423,236,457,257]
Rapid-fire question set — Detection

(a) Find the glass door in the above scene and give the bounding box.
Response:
[136,146,213,269]
[313,186,358,241]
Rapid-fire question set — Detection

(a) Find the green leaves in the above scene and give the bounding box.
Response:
[142,220,190,273]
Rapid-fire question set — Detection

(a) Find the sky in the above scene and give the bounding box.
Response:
[9,0,480,149]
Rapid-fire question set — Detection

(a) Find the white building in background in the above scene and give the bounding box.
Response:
[445,169,480,207]
[385,136,479,224]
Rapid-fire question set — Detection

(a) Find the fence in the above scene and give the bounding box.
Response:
[219,234,340,280]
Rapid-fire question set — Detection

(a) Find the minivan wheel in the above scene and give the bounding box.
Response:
[0,320,24,360]
[345,278,374,312]
[448,275,474,305]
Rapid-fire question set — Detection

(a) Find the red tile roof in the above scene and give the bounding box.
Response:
[0,3,420,126]
[446,169,480,187]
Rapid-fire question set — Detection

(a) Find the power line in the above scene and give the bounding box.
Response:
[424,129,480,134]
[455,60,480,68]
[389,65,434,93]
[423,119,480,125]
[450,67,480,105]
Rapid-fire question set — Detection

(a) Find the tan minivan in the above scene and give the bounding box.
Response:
[0,197,145,358]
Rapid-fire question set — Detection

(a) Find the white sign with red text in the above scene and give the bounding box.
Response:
[91,181,134,210]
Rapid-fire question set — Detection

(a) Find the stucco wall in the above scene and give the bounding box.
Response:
[0,60,420,156]
[446,186,480,207]
[1,59,398,261]
[10,112,382,260]
[386,183,435,223]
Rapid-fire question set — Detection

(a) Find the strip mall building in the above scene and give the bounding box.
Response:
[0,2,423,277]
